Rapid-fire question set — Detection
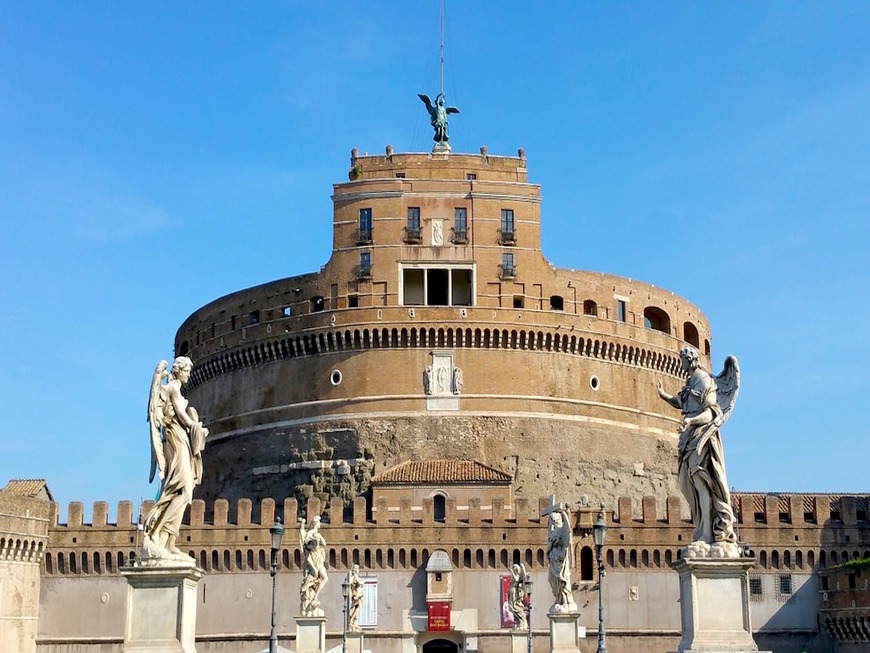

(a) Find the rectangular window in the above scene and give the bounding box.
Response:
[749,575,763,602]
[402,269,425,305]
[359,251,372,277]
[348,295,359,308]
[466,173,476,180]
[282,306,291,318]
[501,209,514,234]
[249,310,260,326]
[777,574,793,601]
[395,172,405,178]
[501,252,515,278]
[617,299,627,323]
[400,265,474,307]
[513,295,524,309]
[231,315,237,331]
[407,207,420,231]
[359,208,372,243]
[454,207,468,242]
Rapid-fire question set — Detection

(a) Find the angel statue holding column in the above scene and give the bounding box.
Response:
[418,92,460,145]
[142,356,208,563]
[656,346,741,558]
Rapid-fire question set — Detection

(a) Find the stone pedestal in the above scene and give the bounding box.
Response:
[295,616,327,653]
[674,557,769,653]
[548,611,582,653]
[509,629,530,653]
[121,563,204,653]
[345,630,364,653]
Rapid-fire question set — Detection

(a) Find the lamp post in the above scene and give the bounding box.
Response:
[341,574,350,653]
[593,510,608,653]
[269,517,285,653]
[523,572,533,653]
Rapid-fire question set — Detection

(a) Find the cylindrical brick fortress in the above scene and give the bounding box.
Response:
[175,149,711,512]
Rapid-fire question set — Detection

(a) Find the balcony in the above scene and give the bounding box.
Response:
[499,264,517,279]
[357,229,372,245]
[498,228,516,245]
[403,227,423,244]
[451,229,468,244]
[356,264,372,280]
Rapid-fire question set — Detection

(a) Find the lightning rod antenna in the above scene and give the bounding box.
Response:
[439,0,444,97]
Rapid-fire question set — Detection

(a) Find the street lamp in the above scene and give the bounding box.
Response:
[592,510,608,653]
[269,517,285,653]
[523,572,533,653]
[341,574,350,653]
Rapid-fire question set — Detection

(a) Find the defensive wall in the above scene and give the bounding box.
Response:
[173,148,715,509]
[34,492,869,652]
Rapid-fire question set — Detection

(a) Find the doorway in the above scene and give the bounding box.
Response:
[422,639,459,653]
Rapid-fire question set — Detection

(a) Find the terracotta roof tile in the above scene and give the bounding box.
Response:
[1,479,53,501]
[372,460,512,485]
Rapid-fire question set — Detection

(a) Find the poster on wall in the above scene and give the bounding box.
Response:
[427,600,451,632]
[500,574,529,628]
[358,579,378,628]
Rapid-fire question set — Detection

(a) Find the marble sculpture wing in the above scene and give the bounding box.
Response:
[147,360,168,483]
[713,355,740,428]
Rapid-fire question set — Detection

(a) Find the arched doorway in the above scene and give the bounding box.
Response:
[422,639,459,653]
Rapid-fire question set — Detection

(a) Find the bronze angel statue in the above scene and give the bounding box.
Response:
[656,347,740,557]
[418,92,459,145]
[142,357,208,562]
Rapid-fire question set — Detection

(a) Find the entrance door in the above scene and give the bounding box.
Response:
[422,639,459,653]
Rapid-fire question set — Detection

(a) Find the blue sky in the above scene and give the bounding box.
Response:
[2,3,868,516]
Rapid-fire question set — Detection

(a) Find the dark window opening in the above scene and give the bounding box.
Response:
[249,310,260,326]
[683,321,700,347]
[231,316,237,331]
[310,296,325,312]
[550,295,564,311]
[580,546,594,581]
[513,295,524,309]
[704,339,711,356]
[451,269,473,306]
[282,306,291,318]
[427,269,449,306]
[403,269,425,305]
[466,173,476,180]
[348,295,359,308]
[617,300,627,323]
[584,300,598,317]
[433,495,446,522]
[849,574,857,589]
[179,340,189,355]
[395,172,405,178]
[643,306,671,334]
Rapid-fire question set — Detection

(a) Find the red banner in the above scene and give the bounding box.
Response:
[427,600,451,632]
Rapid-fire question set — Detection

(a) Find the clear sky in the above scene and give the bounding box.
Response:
[2,3,868,517]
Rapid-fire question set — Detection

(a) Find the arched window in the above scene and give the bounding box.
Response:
[310,296,325,312]
[549,295,564,311]
[433,494,446,523]
[643,306,671,334]
[580,546,594,581]
[683,322,700,347]
[583,300,598,317]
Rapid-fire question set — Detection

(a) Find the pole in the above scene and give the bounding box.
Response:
[342,582,348,653]
[526,596,532,653]
[439,0,444,97]
[269,548,278,653]
[596,544,606,653]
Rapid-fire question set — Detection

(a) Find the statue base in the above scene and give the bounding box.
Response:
[510,629,530,653]
[295,615,327,653]
[548,610,583,653]
[120,564,204,653]
[673,557,769,653]
[346,630,364,653]
[432,142,451,154]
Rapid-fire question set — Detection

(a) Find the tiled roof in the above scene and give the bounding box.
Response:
[372,460,512,485]
[1,479,53,501]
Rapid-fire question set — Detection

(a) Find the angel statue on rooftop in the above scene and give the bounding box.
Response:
[656,346,741,559]
[418,92,459,146]
[142,356,208,564]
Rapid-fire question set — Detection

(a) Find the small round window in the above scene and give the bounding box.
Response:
[589,375,600,391]
[330,370,342,386]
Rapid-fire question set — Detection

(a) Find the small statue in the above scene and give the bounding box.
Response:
[418,92,460,145]
[423,366,433,395]
[299,516,328,616]
[508,563,529,630]
[452,367,463,395]
[142,357,208,564]
[347,564,363,632]
[656,346,741,558]
[546,508,576,612]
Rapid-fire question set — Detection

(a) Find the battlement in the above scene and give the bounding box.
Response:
[348,146,528,183]
[51,492,870,530]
